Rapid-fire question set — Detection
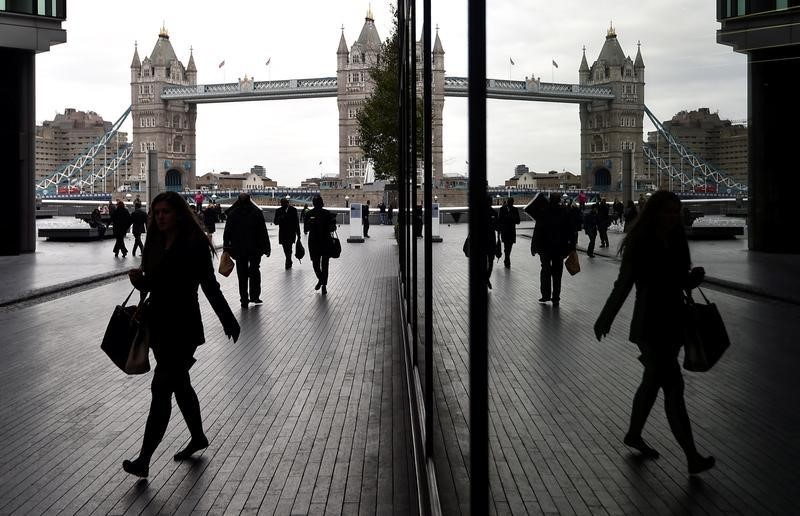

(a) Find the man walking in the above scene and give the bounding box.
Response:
[497,197,521,268]
[274,196,301,269]
[362,200,371,238]
[597,198,610,248]
[531,193,574,306]
[130,200,147,257]
[378,201,387,225]
[111,199,131,258]
[223,193,271,307]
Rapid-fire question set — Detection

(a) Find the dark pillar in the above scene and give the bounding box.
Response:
[0,48,36,255]
[147,149,159,203]
[622,149,632,205]
[748,46,799,253]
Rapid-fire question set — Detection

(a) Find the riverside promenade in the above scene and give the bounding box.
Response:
[1,219,799,514]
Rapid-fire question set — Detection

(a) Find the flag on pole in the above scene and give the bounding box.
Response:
[266,57,271,66]
[218,60,225,68]
[552,59,559,68]
[319,161,322,165]
[509,57,515,66]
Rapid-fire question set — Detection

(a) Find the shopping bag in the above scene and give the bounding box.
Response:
[295,240,305,262]
[495,234,503,260]
[101,288,150,375]
[329,231,342,259]
[219,250,234,277]
[565,249,581,276]
[683,288,730,372]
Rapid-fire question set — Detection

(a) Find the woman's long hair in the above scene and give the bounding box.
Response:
[142,191,214,274]
[619,190,685,257]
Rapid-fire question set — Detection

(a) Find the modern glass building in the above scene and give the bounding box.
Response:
[0,0,66,255]
[717,1,800,252]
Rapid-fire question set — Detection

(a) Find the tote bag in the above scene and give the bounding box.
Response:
[683,288,730,372]
[101,288,151,375]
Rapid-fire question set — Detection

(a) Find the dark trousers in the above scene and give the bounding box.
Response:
[281,242,293,265]
[132,233,144,256]
[503,242,514,266]
[311,253,330,286]
[586,231,597,256]
[235,255,261,303]
[486,254,494,283]
[598,225,609,247]
[539,253,564,301]
[363,221,370,237]
[113,235,128,256]
[139,344,203,463]
[629,342,698,458]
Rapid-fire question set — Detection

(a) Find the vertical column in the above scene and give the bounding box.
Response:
[467,0,489,513]
[147,149,160,203]
[0,48,36,255]
[747,47,799,253]
[423,0,434,457]
[622,149,632,205]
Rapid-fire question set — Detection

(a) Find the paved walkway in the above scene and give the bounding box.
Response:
[2,219,800,515]
[428,223,800,514]
[0,224,417,515]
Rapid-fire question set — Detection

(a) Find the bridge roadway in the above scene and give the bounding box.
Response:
[1,223,799,514]
[160,77,614,104]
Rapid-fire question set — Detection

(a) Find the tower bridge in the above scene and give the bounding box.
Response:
[36,12,746,197]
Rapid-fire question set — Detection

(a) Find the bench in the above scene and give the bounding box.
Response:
[75,212,112,224]
[34,208,58,219]
[38,228,116,241]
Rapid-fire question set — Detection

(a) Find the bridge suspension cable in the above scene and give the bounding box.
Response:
[642,105,747,193]
[36,106,133,193]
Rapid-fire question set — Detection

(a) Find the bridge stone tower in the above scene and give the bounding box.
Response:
[579,24,645,192]
[130,25,197,194]
[337,9,444,186]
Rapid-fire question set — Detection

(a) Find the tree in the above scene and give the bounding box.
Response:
[357,16,423,182]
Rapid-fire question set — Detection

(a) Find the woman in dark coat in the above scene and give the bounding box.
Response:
[123,191,240,478]
[303,195,336,295]
[594,190,714,475]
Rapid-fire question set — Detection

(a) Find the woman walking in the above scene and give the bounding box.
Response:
[594,190,715,475]
[303,195,336,295]
[123,191,240,477]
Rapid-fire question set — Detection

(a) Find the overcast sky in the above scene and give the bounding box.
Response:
[35,0,747,187]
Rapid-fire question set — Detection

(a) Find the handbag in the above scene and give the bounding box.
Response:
[683,288,730,372]
[101,288,151,375]
[329,230,342,259]
[295,239,305,262]
[565,249,581,275]
[495,233,502,260]
[218,250,234,277]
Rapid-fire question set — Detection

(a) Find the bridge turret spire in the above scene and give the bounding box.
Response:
[634,40,645,69]
[607,20,616,39]
[187,46,196,72]
[131,41,141,69]
[579,45,589,72]
[434,28,444,55]
[366,3,374,22]
[159,21,169,39]
[337,28,348,55]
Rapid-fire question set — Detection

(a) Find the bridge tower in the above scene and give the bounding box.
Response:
[130,25,197,195]
[579,24,645,192]
[337,9,444,186]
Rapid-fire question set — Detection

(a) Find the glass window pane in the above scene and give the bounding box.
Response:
[738,0,746,15]
[37,0,44,15]
[777,0,788,8]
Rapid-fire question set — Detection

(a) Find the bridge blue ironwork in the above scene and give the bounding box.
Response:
[643,106,747,193]
[443,77,614,103]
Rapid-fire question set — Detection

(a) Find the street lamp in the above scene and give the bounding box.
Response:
[345,195,350,207]
[434,195,438,202]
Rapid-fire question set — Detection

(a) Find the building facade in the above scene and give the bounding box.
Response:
[130,25,197,193]
[35,108,129,187]
[646,108,748,186]
[579,25,645,191]
[337,8,444,187]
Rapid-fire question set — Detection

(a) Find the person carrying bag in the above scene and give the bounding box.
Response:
[101,288,150,374]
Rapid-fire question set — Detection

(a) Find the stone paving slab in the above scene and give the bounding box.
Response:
[0,225,417,515]
[423,224,800,515]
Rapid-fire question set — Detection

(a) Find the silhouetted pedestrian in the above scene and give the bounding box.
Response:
[624,200,639,232]
[202,203,219,236]
[274,196,301,269]
[594,190,714,475]
[300,203,309,223]
[612,198,624,226]
[304,195,336,295]
[111,200,131,258]
[483,195,499,289]
[363,200,371,238]
[388,204,394,225]
[597,198,610,248]
[123,191,239,478]
[584,205,599,257]
[130,201,147,257]
[497,197,521,268]
[378,201,387,225]
[223,193,271,308]
[413,204,423,238]
[89,207,107,237]
[531,193,574,306]
[578,190,587,211]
